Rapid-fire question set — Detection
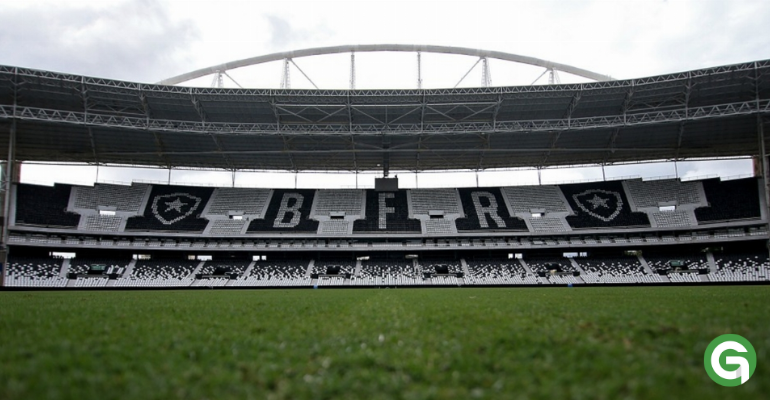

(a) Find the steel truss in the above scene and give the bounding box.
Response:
[0,60,769,171]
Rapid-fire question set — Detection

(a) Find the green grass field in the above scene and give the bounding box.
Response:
[0,286,768,399]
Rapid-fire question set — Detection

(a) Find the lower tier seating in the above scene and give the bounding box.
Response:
[5,251,768,287]
[114,260,197,287]
[464,259,539,285]
[5,257,66,287]
[231,260,310,287]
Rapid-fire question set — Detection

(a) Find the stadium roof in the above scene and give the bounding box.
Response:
[1,59,769,172]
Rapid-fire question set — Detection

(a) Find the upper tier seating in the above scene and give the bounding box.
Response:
[695,178,761,222]
[204,188,271,216]
[81,215,124,232]
[560,181,650,229]
[499,185,572,233]
[623,179,705,208]
[14,184,79,228]
[455,188,527,231]
[125,185,213,232]
[649,210,696,227]
[409,189,463,234]
[623,179,706,228]
[247,189,319,232]
[311,190,364,217]
[502,185,571,214]
[353,190,421,233]
[409,189,462,215]
[207,219,247,236]
[311,190,365,235]
[528,217,572,233]
[5,256,66,287]
[72,183,150,213]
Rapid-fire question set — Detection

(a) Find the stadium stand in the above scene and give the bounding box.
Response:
[67,257,129,275]
[310,190,365,235]
[578,256,664,284]
[247,189,319,232]
[526,257,575,274]
[622,179,706,228]
[464,259,539,285]
[5,256,67,287]
[232,260,310,287]
[560,181,650,229]
[455,188,528,231]
[114,260,197,287]
[71,183,150,213]
[408,189,463,234]
[203,188,271,216]
[353,190,421,233]
[695,178,761,223]
[13,184,80,228]
[125,185,213,232]
[711,252,770,282]
[202,188,272,235]
[355,260,421,286]
[499,186,574,233]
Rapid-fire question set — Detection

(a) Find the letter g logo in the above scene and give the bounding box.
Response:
[704,334,757,386]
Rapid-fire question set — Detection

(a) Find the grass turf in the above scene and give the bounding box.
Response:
[0,286,768,399]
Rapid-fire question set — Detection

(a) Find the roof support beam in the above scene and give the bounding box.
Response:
[98,147,685,157]
[157,44,616,86]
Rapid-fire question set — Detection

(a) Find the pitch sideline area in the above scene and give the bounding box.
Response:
[1,287,768,399]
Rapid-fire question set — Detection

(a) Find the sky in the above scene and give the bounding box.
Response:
[2,0,769,188]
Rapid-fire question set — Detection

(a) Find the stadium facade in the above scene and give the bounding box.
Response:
[1,52,769,289]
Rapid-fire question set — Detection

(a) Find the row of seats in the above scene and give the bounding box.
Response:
[5,253,768,287]
[13,178,762,235]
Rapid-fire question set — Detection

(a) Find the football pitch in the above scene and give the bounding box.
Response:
[0,286,768,399]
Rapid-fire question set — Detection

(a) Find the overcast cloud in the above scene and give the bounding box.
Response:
[0,0,198,82]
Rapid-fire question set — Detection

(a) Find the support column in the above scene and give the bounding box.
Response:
[2,119,17,288]
[758,116,770,261]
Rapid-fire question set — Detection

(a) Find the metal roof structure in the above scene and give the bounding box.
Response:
[1,59,770,172]
[157,44,616,86]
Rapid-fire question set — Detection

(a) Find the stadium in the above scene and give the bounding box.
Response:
[1,43,769,399]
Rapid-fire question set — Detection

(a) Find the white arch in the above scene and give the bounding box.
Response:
[158,44,614,86]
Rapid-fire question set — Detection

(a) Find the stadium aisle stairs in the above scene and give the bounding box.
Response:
[460,259,471,277]
[123,259,137,277]
[569,259,586,275]
[354,260,362,277]
[305,260,314,278]
[226,261,256,286]
[636,254,655,275]
[518,259,534,274]
[190,261,207,286]
[637,254,670,282]
[566,259,586,284]
[706,252,718,274]
[58,259,70,278]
